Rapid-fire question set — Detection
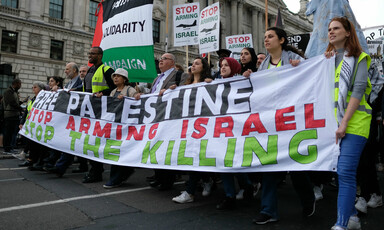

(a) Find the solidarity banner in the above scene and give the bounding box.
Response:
[173,2,200,46]
[19,55,339,173]
[199,2,220,54]
[226,34,253,60]
[92,0,157,82]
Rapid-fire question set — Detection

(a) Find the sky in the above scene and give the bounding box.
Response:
[283,0,384,29]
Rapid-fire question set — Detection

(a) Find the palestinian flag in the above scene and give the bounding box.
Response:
[91,0,157,83]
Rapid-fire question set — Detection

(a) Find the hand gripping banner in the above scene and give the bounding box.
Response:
[20,55,339,172]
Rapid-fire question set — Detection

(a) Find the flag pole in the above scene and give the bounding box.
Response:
[208,53,210,68]
[165,0,170,52]
[186,46,189,70]
[265,0,268,30]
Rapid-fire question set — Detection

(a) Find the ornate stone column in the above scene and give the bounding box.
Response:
[252,7,258,51]
[230,0,237,35]
[28,0,42,21]
[64,0,73,27]
[237,0,243,34]
[199,0,206,9]
[269,15,274,28]
[299,0,308,16]
[258,9,264,52]
[42,0,50,22]
[84,0,90,30]
[72,0,85,30]
[18,0,27,17]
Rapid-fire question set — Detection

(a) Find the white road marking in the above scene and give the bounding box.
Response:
[0,186,151,213]
[0,178,24,182]
[0,167,27,171]
[0,181,185,213]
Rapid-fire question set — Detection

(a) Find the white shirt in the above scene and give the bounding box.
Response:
[153,68,175,94]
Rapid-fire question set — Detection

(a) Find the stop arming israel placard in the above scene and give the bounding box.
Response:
[19,55,339,173]
[92,0,157,83]
[226,34,253,60]
[173,2,200,46]
[199,2,220,54]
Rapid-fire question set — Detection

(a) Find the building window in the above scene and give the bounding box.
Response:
[50,40,64,60]
[1,0,18,8]
[0,64,15,96]
[89,0,98,28]
[1,30,17,53]
[49,0,64,19]
[153,19,160,43]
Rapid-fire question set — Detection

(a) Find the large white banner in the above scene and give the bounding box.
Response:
[173,2,200,46]
[226,34,253,60]
[199,2,220,54]
[20,55,339,172]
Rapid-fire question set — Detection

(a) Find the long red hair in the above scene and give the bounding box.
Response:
[325,17,362,58]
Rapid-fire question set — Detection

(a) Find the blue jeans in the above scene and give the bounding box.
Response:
[336,134,367,228]
[55,153,74,174]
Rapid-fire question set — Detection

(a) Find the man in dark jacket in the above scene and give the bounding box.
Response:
[2,79,22,154]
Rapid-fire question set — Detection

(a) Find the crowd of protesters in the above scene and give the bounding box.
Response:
[1,17,384,230]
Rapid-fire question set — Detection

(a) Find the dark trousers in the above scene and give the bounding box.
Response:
[357,116,382,199]
[108,165,135,184]
[309,171,333,187]
[89,160,104,177]
[154,169,175,187]
[261,171,314,218]
[77,157,88,171]
[221,173,251,198]
[3,116,19,151]
[55,154,89,174]
[28,140,48,164]
[186,172,213,195]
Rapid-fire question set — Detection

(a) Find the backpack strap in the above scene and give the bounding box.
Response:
[125,85,133,97]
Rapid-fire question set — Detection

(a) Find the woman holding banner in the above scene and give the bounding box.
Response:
[48,76,63,91]
[103,68,137,189]
[42,76,65,167]
[253,27,316,224]
[213,57,254,210]
[172,57,216,203]
[325,17,372,230]
[18,82,49,169]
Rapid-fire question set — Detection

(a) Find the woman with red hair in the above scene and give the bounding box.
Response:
[325,17,372,230]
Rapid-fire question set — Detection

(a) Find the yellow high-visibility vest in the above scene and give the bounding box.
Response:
[334,52,372,138]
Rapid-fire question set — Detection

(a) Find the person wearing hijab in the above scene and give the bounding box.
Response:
[219,57,241,79]
[240,47,258,74]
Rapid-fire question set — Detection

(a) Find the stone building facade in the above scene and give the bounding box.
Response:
[0,0,312,98]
